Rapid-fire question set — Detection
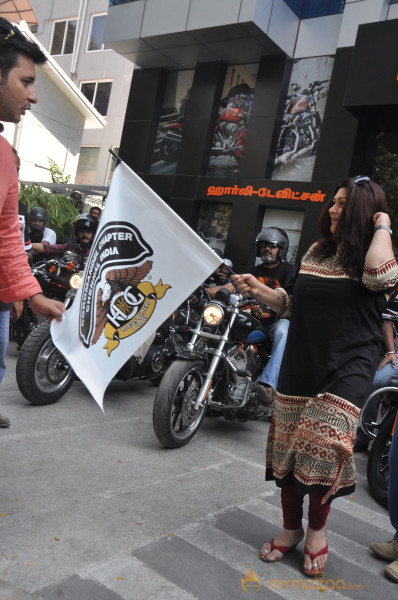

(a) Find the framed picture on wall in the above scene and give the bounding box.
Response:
[150,70,194,175]
[196,202,232,256]
[271,56,334,183]
[206,64,258,177]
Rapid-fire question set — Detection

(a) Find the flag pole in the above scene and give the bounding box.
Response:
[109,148,121,165]
[222,263,273,312]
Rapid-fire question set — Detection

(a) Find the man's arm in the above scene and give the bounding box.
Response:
[31,241,69,256]
[42,228,56,245]
[205,282,235,298]
[31,242,44,254]
[28,293,65,322]
[0,140,41,302]
[376,320,396,371]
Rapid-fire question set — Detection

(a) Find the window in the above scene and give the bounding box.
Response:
[50,19,77,55]
[108,0,137,5]
[75,147,100,185]
[80,81,112,116]
[87,14,109,51]
[283,0,345,18]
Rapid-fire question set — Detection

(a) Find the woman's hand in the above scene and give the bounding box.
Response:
[365,212,394,270]
[373,212,391,229]
[231,273,283,312]
[231,273,264,297]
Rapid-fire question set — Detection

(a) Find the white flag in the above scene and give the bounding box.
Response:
[51,161,222,409]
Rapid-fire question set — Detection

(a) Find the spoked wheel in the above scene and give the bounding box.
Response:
[367,410,396,508]
[148,347,166,386]
[16,322,75,405]
[359,388,396,440]
[153,360,206,448]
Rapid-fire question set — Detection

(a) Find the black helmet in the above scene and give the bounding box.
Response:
[28,207,48,234]
[74,214,98,236]
[256,227,289,262]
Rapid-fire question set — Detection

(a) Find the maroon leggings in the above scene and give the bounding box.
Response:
[281,482,331,530]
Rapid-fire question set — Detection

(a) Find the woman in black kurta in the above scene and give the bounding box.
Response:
[233,176,398,576]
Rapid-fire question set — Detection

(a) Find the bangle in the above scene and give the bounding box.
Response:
[374,225,392,235]
[385,351,395,356]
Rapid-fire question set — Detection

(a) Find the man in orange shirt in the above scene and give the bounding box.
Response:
[0,18,65,426]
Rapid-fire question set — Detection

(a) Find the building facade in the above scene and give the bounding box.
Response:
[31,0,134,187]
[1,22,104,184]
[104,0,398,269]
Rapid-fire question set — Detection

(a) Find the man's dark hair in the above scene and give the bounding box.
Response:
[0,17,46,84]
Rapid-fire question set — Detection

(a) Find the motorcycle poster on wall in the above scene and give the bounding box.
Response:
[150,70,194,175]
[196,201,232,255]
[206,63,258,177]
[271,56,334,182]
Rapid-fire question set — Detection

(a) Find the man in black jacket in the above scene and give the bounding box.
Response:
[251,227,297,405]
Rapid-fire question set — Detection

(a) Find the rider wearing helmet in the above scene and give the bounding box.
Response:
[31,214,98,260]
[250,227,297,405]
[28,207,56,245]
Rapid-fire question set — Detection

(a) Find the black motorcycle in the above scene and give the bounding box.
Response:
[360,382,398,508]
[9,247,83,347]
[152,288,273,448]
[358,309,398,507]
[16,248,85,404]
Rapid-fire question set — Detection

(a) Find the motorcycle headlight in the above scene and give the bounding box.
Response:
[203,303,224,326]
[69,273,83,290]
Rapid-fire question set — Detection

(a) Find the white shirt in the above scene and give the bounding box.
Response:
[42,227,56,245]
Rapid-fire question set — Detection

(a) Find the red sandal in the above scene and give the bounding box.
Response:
[303,544,328,575]
[259,538,300,562]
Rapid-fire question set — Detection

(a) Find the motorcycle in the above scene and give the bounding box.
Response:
[358,310,398,507]
[274,80,328,167]
[359,385,397,508]
[9,247,83,348]
[158,88,253,165]
[158,116,184,163]
[152,287,273,448]
[211,96,251,164]
[15,269,206,406]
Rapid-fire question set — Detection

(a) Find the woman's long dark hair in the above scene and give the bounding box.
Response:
[314,177,389,279]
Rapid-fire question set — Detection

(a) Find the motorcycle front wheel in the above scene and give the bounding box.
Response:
[152,359,206,448]
[366,410,395,508]
[16,322,75,405]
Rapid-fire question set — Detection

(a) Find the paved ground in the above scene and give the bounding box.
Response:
[0,342,396,599]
